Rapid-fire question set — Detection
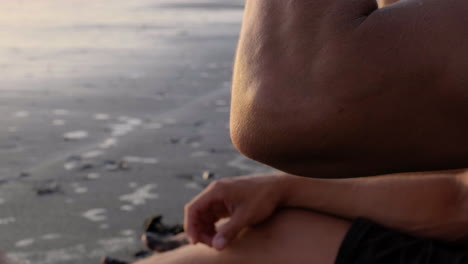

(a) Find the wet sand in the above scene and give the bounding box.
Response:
[0,0,269,263]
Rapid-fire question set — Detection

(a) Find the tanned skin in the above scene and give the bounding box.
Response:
[126,1,468,263]
[11,1,468,263]
[131,169,468,264]
[379,0,400,7]
[185,169,468,250]
[231,0,468,178]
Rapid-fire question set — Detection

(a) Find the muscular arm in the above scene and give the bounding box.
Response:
[283,169,468,241]
[231,0,468,178]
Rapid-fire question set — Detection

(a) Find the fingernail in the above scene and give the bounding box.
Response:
[212,235,226,250]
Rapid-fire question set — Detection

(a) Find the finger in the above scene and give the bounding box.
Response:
[184,203,198,244]
[184,180,233,245]
[185,194,213,244]
[184,191,226,245]
[212,209,249,250]
[196,215,217,245]
[193,201,231,247]
[199,232,215,247]
[185,203,213,244]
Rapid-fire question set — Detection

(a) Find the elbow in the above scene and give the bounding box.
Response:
[229,81,345,177]
[229,83,302,173]
[230,127,307,176]
[229,94,286,168]
[229,64,296,169]
[228,20,386,177]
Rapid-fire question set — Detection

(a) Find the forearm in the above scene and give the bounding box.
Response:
[282,170,468,241]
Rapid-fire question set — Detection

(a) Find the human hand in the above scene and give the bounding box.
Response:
[184,173,289,250]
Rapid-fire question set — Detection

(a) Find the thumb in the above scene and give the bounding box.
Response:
[212,211,249,250]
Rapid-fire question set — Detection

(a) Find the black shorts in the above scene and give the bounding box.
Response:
[336,218,468,264]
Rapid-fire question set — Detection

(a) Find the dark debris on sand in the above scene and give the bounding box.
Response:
[101,256,129,264]
[144,215,184,236]
[103,215,186,263]
[35,180,62,196]
[133,250,152,259]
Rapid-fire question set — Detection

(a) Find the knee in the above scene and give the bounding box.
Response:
[224,209,350,264]
[148,209,350,264]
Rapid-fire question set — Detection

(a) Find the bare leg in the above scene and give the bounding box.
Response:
[133,209,351,264]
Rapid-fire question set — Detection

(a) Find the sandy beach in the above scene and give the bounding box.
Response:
[0,0,269,263]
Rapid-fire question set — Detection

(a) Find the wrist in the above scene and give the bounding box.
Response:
[275,173,300,207]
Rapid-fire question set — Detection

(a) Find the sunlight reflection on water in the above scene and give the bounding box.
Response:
[0,0,242,80]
